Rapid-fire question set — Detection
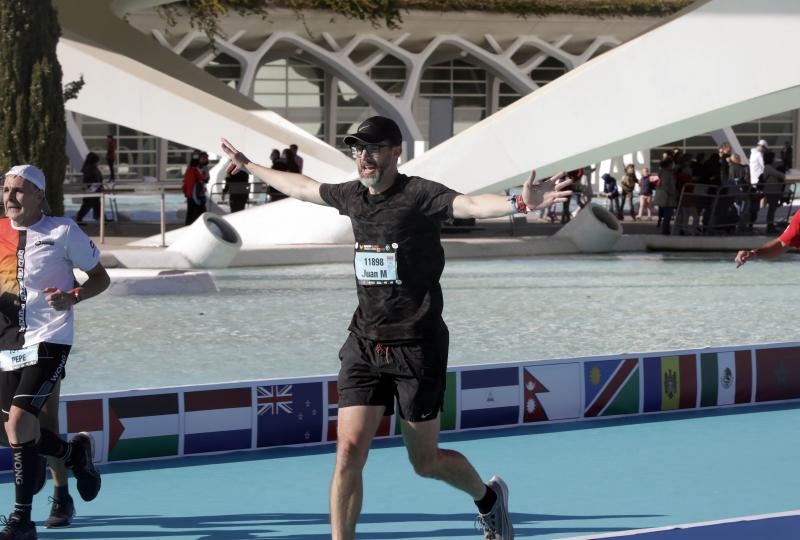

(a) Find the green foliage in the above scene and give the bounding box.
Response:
[0,0,66,216]
[158,1,402,42]
[395,0,692,17]
[63,75,86,103]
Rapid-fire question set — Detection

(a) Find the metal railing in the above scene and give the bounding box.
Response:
[674,182,796,234]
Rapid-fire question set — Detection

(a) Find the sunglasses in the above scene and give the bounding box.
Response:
[350,144,390,157]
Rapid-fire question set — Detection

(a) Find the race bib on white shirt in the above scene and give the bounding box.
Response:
[0,344,38,371]
[354,243,400,285]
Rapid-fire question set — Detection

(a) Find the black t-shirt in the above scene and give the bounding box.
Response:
[320,174,460,342]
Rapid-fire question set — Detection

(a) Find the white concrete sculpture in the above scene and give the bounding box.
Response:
[167,213,242,268]
[555,205,622,253]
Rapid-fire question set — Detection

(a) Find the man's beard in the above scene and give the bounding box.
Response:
[358,162,382,188]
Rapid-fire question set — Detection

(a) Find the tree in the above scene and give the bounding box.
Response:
[0,0,66,216]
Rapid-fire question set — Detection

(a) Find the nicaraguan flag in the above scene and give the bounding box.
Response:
[460,367,520,429]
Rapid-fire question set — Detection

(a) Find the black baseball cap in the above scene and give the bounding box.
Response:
[343,116,403,146]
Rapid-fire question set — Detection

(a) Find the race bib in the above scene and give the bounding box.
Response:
[0,344,38,371]
[354,243,401,285]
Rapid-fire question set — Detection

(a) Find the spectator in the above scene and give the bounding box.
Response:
[748,140,768,228]
[270,149,287,171]
[601,173,620,216]
[182,157,206,225]
[282,148,300,173]
[780,141,793,170]
[290,143,303,173]
[674,154,698,235]
[636,167,654,220]
[106,135,116,181]
[75,152,103,224]
[619,164,638,220]
[561,168,584,223]
[224,169,250,213]
[761,151,785,234]
[654,157,677,235]
[729,154,752,231]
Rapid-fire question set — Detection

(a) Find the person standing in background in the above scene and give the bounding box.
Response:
[105,135,116,182]
[290,144,303,173]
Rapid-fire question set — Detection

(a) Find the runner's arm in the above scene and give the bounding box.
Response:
[44,262,110,310]
[453,170,572,219]
[220,138,326,205]
[735,238,787,268]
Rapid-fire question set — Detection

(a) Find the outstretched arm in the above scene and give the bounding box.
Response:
[452,170,573,219]
[220,138,327,205]
[735,238,787,268]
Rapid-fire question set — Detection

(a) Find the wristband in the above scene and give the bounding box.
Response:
[511,194,528,214]
[69,288,82,304]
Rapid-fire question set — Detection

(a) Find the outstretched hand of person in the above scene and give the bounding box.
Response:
[735,249,755,268]
[220,138,251,175]
[522,170,573,210]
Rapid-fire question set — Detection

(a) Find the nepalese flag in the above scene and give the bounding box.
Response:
[327,380,391,442]
[108,394,179,461]
[183,387,252,454]
[700,351,752,407]
[257,382,323,447]
[59,399,105,463]
[460,367,519,429]
[394,371,457,435]
[755,347,800,402]
[643,355,697,412]
[523,363,581,423]
[584,359,640,417]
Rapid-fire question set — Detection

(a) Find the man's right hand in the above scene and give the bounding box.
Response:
[735,250,755,268]
[220,138,251,174]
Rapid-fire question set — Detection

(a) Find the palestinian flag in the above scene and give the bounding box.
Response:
[108,394,178,461]
[394,371,457,435]
[59,398,105,462]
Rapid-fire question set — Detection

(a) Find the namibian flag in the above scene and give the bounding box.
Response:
[643,355,697,412]
[584,358,640,417]
[183,387,252,454]
[699,351,752,407]
[755,347,800,402]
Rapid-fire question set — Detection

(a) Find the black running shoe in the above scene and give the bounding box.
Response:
[32,456,46,496]
[66,432,101,502]
[0,513,36,540]
[44,495,74,529]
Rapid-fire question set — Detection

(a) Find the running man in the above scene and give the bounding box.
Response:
[735,206,800,267]
[221,116,572,540]
[0,165,109,539]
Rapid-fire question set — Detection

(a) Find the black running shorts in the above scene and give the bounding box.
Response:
[337,328,449,422]
[0,342,70,420]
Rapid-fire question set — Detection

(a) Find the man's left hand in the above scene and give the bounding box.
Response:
[43,288,77,311]
[522,170,574,210]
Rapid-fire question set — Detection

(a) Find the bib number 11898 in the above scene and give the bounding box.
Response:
[354,243,400,285]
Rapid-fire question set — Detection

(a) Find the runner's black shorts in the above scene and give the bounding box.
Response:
[337,328,449,422]
[0,342,70,421]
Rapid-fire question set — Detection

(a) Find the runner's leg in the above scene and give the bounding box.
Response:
[330,405,384,540]
[400,416,485,498]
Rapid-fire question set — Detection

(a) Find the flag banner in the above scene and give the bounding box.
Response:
[328,380,391,442]
[395,371,457,435]
[584,358,640,417]
[183,387,252,454]
[108,394,179,461]
[523,363,581,422]
[257,382,323,447]
[643,355,697,412]
[460,367,519,429]
[755,347,800,402]
[61,399,105,462]
[700,351,752,407]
